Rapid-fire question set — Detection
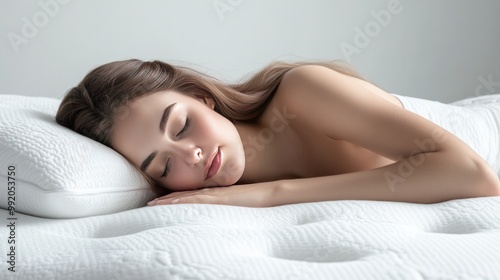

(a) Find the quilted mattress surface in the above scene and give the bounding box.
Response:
[1,197,500,279]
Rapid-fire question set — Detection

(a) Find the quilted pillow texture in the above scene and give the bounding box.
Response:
[0,94,155,218]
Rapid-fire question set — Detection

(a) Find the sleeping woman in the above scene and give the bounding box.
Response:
[55,59,500,207]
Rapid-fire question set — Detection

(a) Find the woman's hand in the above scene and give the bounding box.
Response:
[147,180,280,207]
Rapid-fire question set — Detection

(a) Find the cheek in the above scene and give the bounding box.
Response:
[200,113,239,141]
[196,113,220,134]
[197,110,234,134]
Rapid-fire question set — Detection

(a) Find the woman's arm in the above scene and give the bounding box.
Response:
[269,65,500,205]
[274,157,499,206]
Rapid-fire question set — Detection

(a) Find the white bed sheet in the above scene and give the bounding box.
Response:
[1,197,500,279]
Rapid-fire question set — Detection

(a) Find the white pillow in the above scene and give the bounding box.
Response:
[0,94,155,218]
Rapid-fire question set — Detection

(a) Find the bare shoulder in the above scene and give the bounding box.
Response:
[275,65,401,108]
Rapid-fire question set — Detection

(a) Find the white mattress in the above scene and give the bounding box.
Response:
[2,197,500,279]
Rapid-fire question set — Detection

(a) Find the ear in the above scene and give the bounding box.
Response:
[194,94,216,110]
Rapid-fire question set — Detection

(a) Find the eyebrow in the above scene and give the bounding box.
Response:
[140,102,176,172]
[140,151,157,172]
[159,103,177,134]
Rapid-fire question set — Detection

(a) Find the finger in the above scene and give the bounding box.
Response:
[155,194,214,205]
[153,193,204,205]
[147,188,216,206]
[147,197,179,206]
[154,197,181,205]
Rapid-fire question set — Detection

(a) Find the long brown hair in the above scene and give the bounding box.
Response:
[56,59,365,195]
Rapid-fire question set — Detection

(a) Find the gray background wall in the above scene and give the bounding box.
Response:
[1,0,499,102]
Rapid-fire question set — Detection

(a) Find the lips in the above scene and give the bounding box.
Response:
[205,148,221,180]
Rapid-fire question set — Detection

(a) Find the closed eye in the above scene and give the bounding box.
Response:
[160,157,170,178]
[161,118,190,178]
[176,117,191,137]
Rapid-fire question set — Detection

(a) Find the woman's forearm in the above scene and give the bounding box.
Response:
[273,152,500,205]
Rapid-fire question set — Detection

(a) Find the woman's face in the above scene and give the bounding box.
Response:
[110,90,246,191]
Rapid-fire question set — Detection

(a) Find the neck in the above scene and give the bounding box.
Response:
[234,121,296,184]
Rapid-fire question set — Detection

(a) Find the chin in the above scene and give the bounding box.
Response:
[211,167,244,187]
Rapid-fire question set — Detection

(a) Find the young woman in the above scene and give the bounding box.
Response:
[56,59,500,207]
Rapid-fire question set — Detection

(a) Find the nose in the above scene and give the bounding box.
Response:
[176,143,202,166]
